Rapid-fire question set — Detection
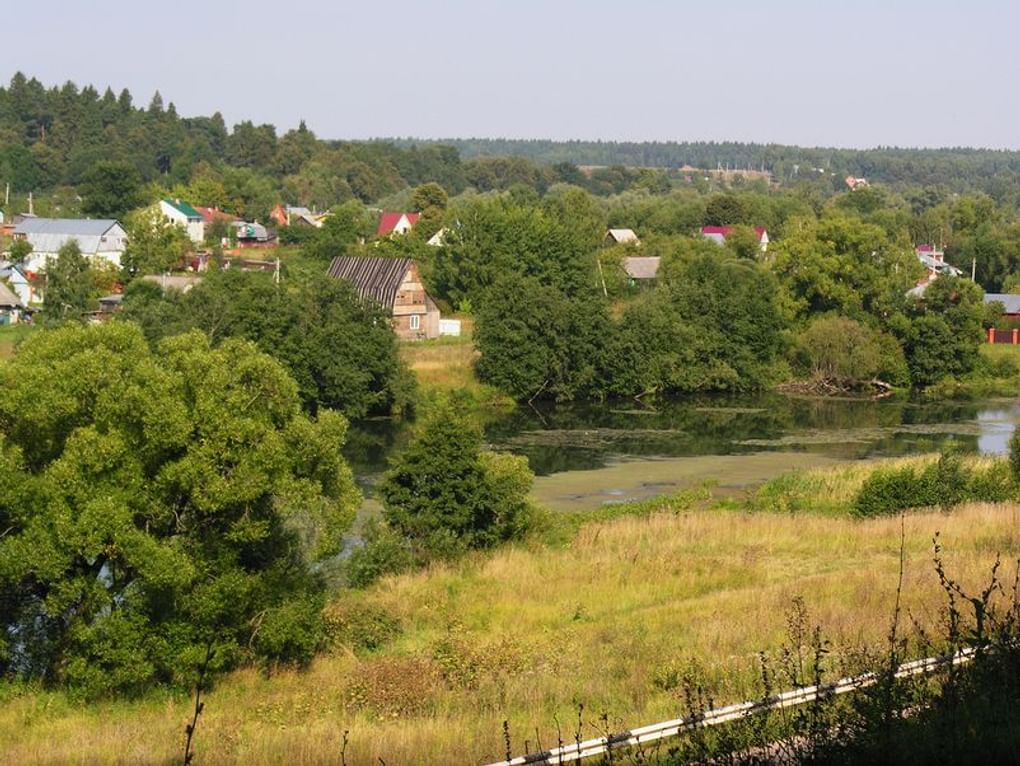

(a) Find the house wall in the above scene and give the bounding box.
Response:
[391,262,440,340]
[159,201,205,243]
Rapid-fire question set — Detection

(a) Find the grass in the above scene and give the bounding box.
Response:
[399,316,513,409]
[0,323,36,360]
[747,454,1008,515]
[4,496,1019,765]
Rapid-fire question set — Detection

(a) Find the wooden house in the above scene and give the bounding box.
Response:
[327,256,440,340]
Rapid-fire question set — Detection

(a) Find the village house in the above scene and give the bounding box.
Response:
[12,217,128,271]
[377,212,420,237]
[0,262,39,305]
[0,280,25,325]
[327,255,440,340]
[984,293,1020,321]
[701,225,769,252]
[159,199,205,243]
[233,221,276,248]
[908,245,963,297]
[270,205,327,228]
[605,228,640,246]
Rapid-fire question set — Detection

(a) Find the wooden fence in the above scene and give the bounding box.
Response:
[487,648,975,766]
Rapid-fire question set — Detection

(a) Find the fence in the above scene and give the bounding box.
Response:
[988,328,1020,344]
[487,648,976,766]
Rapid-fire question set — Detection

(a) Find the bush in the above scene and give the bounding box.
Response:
[323,602,402,652]
[344,520,416,588]
[853,452,1014,517]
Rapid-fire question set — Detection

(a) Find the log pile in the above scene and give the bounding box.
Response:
[776,377,894,399]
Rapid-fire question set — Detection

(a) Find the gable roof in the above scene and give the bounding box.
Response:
[623,256,660,280]
[327,256,413,307]
[985,293,1020,315]
[162,199,203,220]
[607,228,639,244]
[0,280,23,309]
[13,217,123,255]
[377,212,420,236]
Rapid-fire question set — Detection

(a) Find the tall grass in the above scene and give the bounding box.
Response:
[3,502,1019,764]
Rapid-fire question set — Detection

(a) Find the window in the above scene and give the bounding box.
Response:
[410,315,420,331]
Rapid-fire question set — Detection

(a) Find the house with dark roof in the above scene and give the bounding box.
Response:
[701,225,769,252]
[160,199,205,243]
[327,256,440,340]
[377,212,420,237]
[12,217,128,270]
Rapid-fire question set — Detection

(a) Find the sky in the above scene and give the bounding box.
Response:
[5,0,1020,149]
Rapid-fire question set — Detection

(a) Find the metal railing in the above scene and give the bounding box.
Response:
[488,648,976,766]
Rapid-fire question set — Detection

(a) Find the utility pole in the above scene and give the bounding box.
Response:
[28,191,33,215]
[4,182,9,206]
[972,257,977,281]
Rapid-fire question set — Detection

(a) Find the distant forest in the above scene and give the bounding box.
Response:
[3,71,1020,213]
[390,138,1020,193]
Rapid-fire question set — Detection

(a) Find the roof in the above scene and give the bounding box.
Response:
[195,206,238,223]
[233,221,272,241]
[916,244,936,254]
[377,212,420,236]
[327,256,413,307]
[985,293,1020,315]
[623,256,661,280]
[607,228,639,244]
[162,199,203,220]
[701,225,767,239]
[12,217,123,255]
[918,253,962,276]
[0,281,23,309]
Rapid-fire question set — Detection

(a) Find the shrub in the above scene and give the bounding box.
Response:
[344,520,416,589]
[323,602,402,653]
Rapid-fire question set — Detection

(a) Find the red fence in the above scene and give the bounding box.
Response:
[988,328,1020,344]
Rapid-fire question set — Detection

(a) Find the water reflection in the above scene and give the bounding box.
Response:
[345,394,1020,481]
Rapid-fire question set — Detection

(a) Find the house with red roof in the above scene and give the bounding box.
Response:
[194,206,239,225]
[377,212,420,237]
[701,225,769,252]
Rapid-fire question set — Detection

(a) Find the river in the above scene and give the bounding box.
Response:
[345,394,1020,512]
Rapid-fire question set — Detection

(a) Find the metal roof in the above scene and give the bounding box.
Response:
[327,256,413,307]
[985,293,1020,314]
[12,217,123,255]
[162,199,203,219]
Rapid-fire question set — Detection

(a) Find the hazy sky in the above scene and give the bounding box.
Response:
[5,0,1019,148]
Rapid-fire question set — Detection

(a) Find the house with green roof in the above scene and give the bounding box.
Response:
[159,198,205,243]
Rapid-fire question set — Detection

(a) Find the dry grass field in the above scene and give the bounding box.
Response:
[4,496,1018,765]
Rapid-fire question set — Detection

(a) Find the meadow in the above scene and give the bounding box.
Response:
[3,489,1018,764]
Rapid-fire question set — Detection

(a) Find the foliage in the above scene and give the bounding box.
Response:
[378,404,535,560]
[0,322,360,696]
[121,207,192,276]
[300,200,373,260]
[852,451,1014,517]
[121,269,414,418]
[42,240,97,322]
[475,275,609,401]
[8,238,32,265]
[792,316,908,387]
[79,160,145,218]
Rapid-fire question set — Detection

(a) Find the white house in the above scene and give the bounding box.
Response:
[160,199,205,243]
[12,218,128,271]
[377,212,420,237]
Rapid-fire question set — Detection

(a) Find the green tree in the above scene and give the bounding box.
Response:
[44,240,95,322]
[80,160,144,218]
[302,200,372,260]
[0,322,360,695]
[8,237,32,265]
[121,269,413,418]
[121,207,192,277]
[792,316,909,387]
[379,404,534,558]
